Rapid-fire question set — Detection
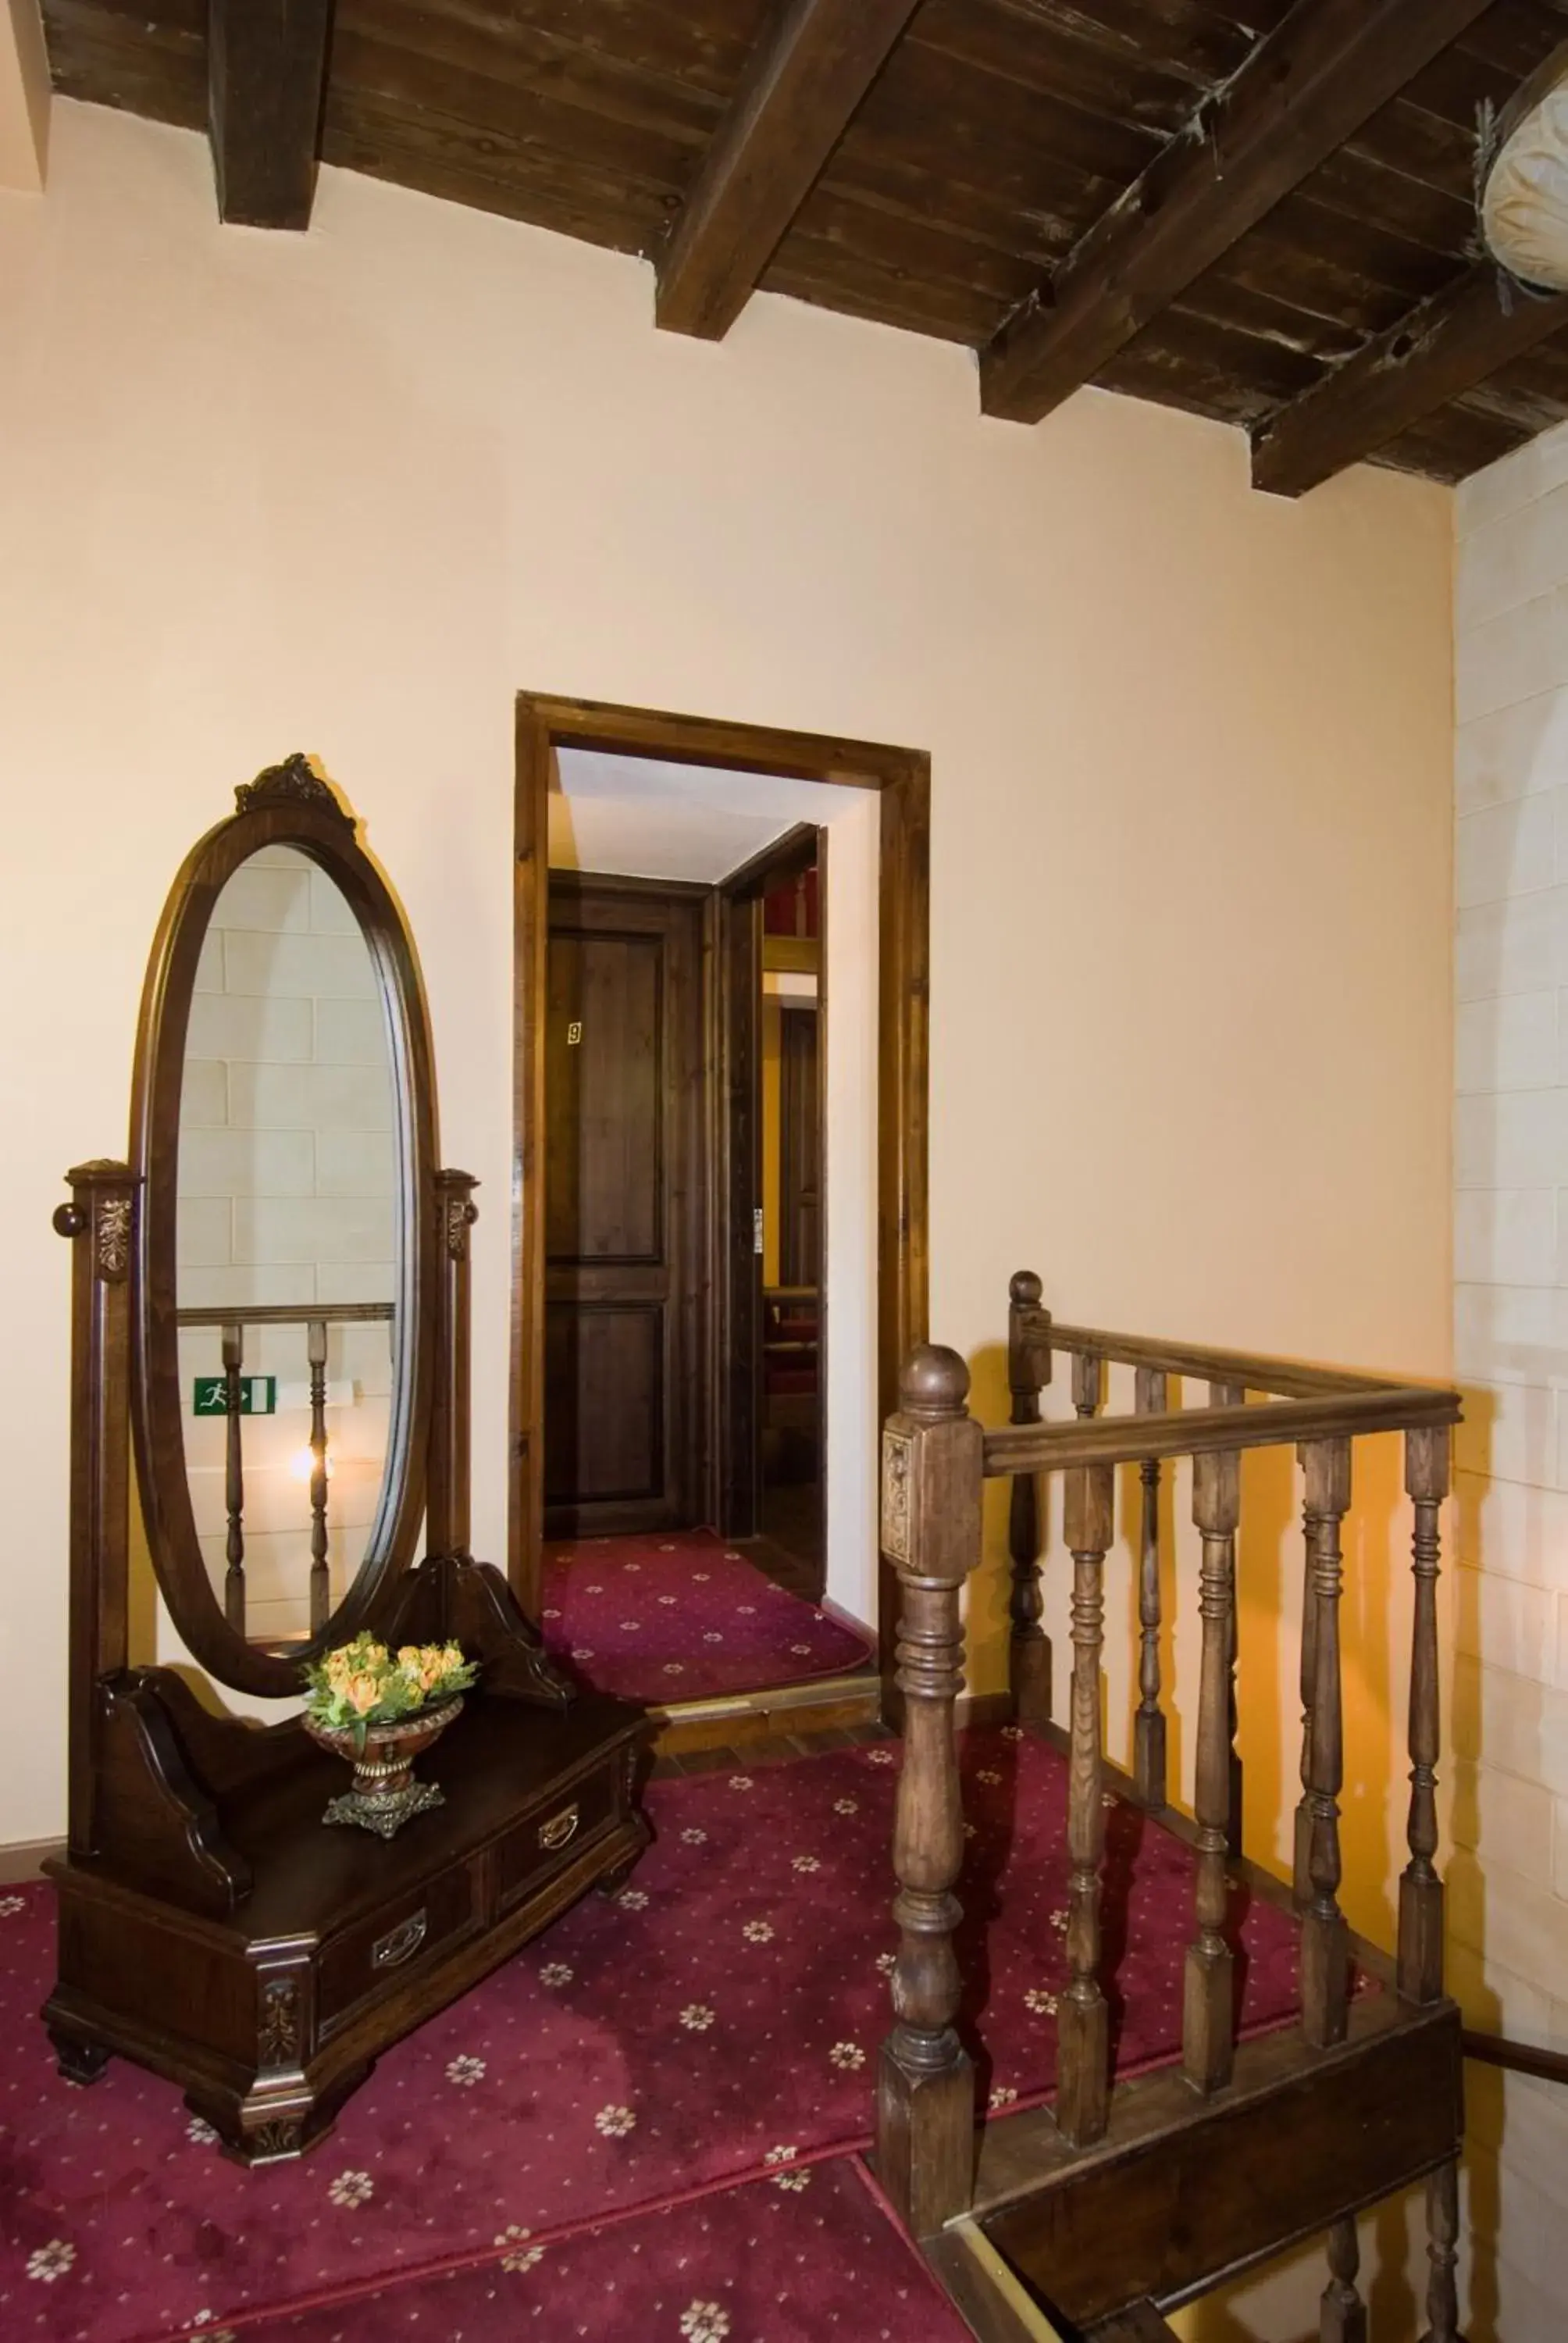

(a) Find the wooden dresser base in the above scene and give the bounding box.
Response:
[45,1685,650,2163]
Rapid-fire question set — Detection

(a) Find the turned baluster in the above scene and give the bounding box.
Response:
[1133,1366,1167,1810]
[1007,1271,1052,1727]
[307,1317,330,1633]
[1320,2216,1367,2343]
[1417,2159,1463,2343]
[1072,1350,1102,1421]
[222,1321,247,1633]
[1295,1489,1322,1910]
[1058,1460,1114,2147]
[1210,1380,1245,1856]
[1400,1427,1450,2006]
[1184,1443,1241,2095]
[876,1346,985,2237]
[1301,1438,1352,2050]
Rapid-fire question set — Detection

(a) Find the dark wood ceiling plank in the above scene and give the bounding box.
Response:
[788,180,1041,316]
[208,0,336,229]
[1262,187,1468,304]
[323,84,672,253]
[1252,263,1568,494]
[1305,144,1476,260]
[470,0,770,97]
[1099,298,1325,423]
[1171,272,1361,367]
[1369,400,1534,480]
[1207,219,1430,341]
[1022,0,1289,85]
[1350,95,1491,206]
[862,29,1156,186]
[337,0,722,152]
[978,0,1498,426]
[42,0,205,126]
[329,24,697,204]
[906,0,1210,139]
[1455,0,1568,80]
[819,144,1076,271]
[1393,36,1520,131]
[654,0,925,340]
[761,232,1007,342]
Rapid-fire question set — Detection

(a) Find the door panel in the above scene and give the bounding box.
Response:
[543,1303,662,1507]
[545,931,662,1264]
[543,881,704,1537]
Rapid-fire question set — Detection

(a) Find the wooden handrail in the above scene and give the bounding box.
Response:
[983,1385,1459,1478]
[1016,1310,1424,1400]
[176,1302,394,1327]
[1463,2029,1568,2087]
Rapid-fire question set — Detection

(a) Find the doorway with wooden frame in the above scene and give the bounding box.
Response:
[511,697,929,1738]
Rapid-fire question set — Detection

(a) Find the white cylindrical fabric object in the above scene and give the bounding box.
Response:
[1483,80,1568,292]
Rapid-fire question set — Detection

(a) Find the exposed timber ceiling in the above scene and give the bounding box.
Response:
[39,0,1568,490]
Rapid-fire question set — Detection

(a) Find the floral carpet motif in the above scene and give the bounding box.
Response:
[144,2158,972,2342]
[540,1529,873,1701]
[0,1731,1305,2343]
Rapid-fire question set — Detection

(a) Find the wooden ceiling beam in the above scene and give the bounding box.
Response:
[978,0,1497,427]
[208,0,336,229]
[655,0,921,341]
[1252,262,1568,495]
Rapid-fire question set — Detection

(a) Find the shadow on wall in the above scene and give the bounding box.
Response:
[941,1285,1443,2343]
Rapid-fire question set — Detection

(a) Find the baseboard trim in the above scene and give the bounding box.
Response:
[0,1837,62,1884]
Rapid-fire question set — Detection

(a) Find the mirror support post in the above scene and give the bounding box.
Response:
[53,1161,138,1860]
[429,1171,479,1560]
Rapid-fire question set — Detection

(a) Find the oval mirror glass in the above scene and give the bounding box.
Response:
[173,847,403,1650]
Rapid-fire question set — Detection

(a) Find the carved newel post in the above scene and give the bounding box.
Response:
[876,1345,985,2238]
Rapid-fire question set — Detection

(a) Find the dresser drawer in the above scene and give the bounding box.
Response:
[317,1863,476,2029]
[494,1763,620,1913]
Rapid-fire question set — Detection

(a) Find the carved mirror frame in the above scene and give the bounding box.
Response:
[129,758,440,1698]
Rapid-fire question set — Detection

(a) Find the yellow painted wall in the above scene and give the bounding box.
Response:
[0,102,1457,2334]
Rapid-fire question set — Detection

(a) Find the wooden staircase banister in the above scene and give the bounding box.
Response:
[982,1383,1459,1478]
[877,1273,1466,2343]
[1463,2028,1568,2087]
[1012,1311,1426,1400]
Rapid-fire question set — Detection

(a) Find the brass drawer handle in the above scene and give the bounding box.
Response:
[539,1803,579,1853]
[372,1910,428,1970]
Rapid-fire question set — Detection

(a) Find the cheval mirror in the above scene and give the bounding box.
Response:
[46,757,650,2162]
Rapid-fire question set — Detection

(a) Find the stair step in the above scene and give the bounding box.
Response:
[653,1671,879,1756]
[1090,2306,1180,2343]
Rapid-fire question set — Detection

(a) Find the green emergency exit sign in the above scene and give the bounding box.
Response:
[192,1375,276,1418]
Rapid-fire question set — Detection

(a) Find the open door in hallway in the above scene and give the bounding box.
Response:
[543,876,707,1538]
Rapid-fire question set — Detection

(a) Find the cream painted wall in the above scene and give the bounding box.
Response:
[2,102,1457,2325]
[0,0,48,194]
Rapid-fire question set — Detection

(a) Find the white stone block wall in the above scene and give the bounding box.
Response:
[1453,424,1568,2343]
[174,847,397,1640]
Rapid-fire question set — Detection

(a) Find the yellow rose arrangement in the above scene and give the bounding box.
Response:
[302,1632,478,1753]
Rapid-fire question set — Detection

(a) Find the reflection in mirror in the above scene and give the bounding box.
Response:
[174,847,401,1647]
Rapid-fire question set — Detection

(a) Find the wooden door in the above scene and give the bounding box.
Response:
[543,878,706,1536]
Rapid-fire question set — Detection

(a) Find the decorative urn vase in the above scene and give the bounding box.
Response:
[301,1696,463,1838]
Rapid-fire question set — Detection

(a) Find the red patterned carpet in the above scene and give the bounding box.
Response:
[0,1731,1306,2343]
[541,1529,873,1700]
[155,2159,971,2342]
